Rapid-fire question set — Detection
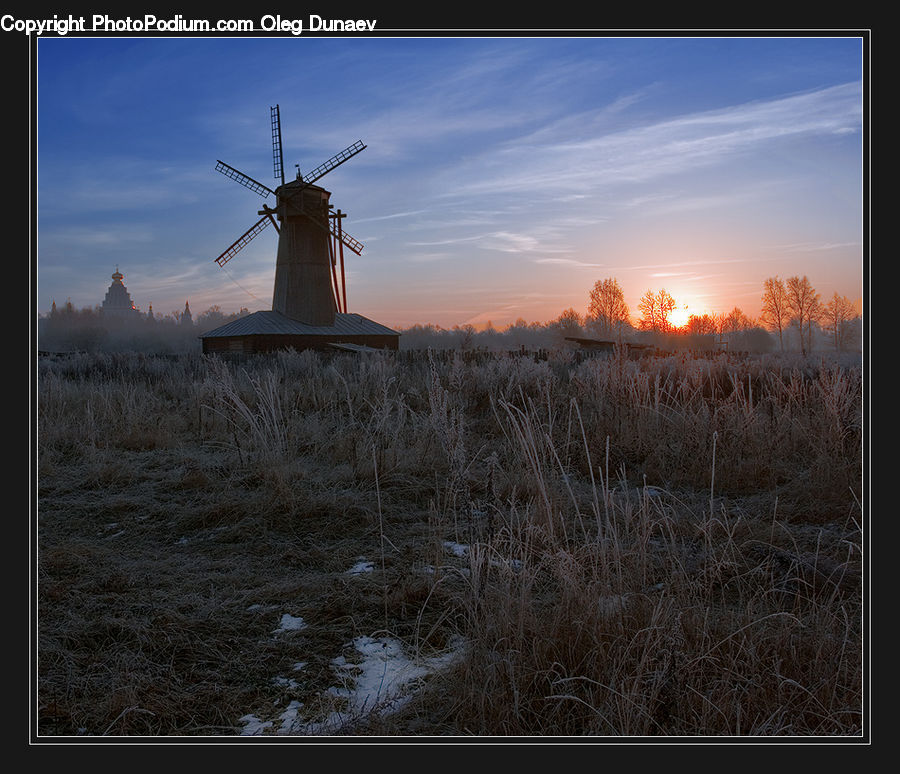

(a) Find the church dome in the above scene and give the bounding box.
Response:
[101,266,138,318]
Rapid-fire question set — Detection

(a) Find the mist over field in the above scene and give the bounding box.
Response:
[36,300,861,357]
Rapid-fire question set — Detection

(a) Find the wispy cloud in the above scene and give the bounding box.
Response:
[619,258,755,271]
[353,209,431,224]
[766,241,861,252]
[408,235,484,247]
[42,158,213,216]
[405,252,454,263]
[534,257,605,268]
[444,82,862,198]
[481,231,548,253]
[40,224,158,252]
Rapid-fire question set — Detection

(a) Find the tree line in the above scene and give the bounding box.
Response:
[582,275,859,353]
[38,277,860,355]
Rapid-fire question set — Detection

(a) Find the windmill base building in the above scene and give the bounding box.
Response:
[199,309,399,354]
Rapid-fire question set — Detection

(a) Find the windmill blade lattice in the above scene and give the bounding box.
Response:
[298,208,364,256]
[300,140,367,186]
[215,161,274,198]
[329,219,363,255]
[271,105,285,186]
[214,216,271,267]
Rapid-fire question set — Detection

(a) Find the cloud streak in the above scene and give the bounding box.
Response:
[443,82,862,198]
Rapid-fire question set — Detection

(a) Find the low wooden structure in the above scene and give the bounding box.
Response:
[564,337,656,357]
[200,310,399,354]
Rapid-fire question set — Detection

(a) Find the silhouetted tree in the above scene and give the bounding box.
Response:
[785,275,822,355]
[550,308,584,344]
[586,278,630,340]
[721,308,760,351]
[723,307,752,335]
[685,313,718,336]
[760,276,789,351]
[452,324,476,350]
[196,305,228,333]
[637,289,676,332]
[822,292,857,351]
[680,313,718,350]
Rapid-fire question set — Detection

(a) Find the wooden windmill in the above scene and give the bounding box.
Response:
[214,105,365,325]
[201,105,398,354]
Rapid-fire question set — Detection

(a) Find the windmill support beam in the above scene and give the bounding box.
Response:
[339,239,348,314]
[332,209,349,313]
[258,205,281,233]
[329,231,343,313]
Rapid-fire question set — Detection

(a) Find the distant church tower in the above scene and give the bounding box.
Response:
[100,267,139,319]
[181,301,193,325]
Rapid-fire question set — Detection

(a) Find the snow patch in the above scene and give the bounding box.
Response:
[443,541,469,557]
[272,614,307,633]
[285,634,465,735]
[239,714,273,736]
[346,558,375,575]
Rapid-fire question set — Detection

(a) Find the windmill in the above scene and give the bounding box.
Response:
[200,105,399,355]
[213,104,366,326]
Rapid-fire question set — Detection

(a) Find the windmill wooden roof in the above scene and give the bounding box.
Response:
[200,310,398,339]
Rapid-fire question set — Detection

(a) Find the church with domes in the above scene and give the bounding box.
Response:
[100,267,140,319]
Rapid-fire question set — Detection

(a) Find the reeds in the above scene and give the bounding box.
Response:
[36,348,863,736]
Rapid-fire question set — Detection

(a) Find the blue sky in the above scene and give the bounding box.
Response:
[36,34,864,329]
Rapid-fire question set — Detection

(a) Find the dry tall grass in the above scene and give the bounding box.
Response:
[35,348,863,737]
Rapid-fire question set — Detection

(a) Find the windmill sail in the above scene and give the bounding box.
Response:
[301,211,364,255]
[215,161,274,198]
[271,105,285,186]
[301,140,367,186]
[329,221,363,255]
[214,216,271,266]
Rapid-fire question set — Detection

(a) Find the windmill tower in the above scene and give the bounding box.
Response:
[201,106,398,354]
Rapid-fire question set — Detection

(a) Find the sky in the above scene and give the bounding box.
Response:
[34,33,865,330]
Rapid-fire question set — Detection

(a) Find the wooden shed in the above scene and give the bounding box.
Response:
[200,310,400,354]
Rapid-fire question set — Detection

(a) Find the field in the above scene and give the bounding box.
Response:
[34,347,864,738]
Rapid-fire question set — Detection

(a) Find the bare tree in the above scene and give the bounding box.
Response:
[760,276,789,351]
[723,306,752,334]
[822,292,857,351]
[637,289,676,333]
[554,307,584,337]
[785,275,822,355]
[685,313,718,336]
[587,278,630,340]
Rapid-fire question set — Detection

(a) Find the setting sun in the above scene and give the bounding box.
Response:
[670,304,692,330]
